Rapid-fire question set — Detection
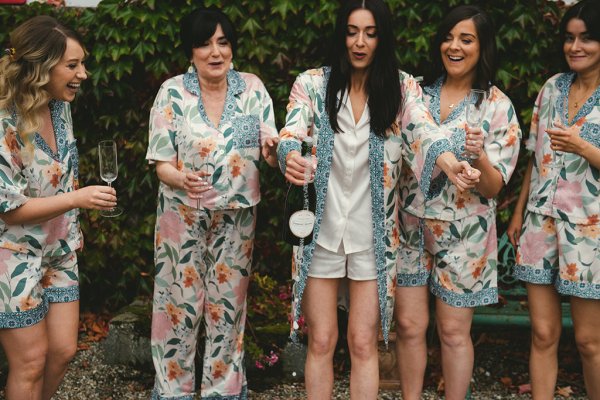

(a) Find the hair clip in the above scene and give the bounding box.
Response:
[4,47,15,61]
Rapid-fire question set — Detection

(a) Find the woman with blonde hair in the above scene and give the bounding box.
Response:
[0,16,116,399]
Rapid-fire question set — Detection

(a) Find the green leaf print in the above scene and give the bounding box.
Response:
[214,236,226,249]
[24,235,42,250]
[171,102,183,117]
[214,334,225,343]
[211,347,221,358]
[586,180,600,196]
[65,270,78,281]
[450,224,460,239]
[181,240,195,250]
[163,348,177,358]
[166,338,181,345]
[12,277,27,297]
[179,251,192,264]
[224,312,234,325]
[184,303,196,316]
[477,216,488,232]
[168,88,182,100]
[184,316,193,329]
[10,262,28,279]
[220,298,234,311]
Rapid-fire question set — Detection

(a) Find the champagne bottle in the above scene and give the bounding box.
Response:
[282,137,316,246]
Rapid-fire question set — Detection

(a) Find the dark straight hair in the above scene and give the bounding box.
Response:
[559,0,600,70]
[425,5,497,91]
[326,0,401,138]
[180,7,237,60]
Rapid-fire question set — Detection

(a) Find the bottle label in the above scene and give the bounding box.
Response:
[289,210,315,238]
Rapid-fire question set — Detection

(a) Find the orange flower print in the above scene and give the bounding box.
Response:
[212,360,228,380]
[165,303,184,326]
[542,218,555,234]
[286,101,296,113]
[540,165,550,178]
[505,125,518,147]
[45,163,62,188]
[410,139,422,153]
[579,224,600,239]
[19,296,37,311]
[216,263,232,284]
[561,263,578,282]
[439,271,456,291]
[575,117,586,127]
[470,256,486,279]
[236,332,244,353]
[390,122,401,136]
[163,105,174,123]
[198,138,217,158]
[423,253,434,272]
[177,159,184,171]
[229,153,245,178]
[432,224,444,238]
[155,232,162,247]
[208,303,223,323]
[178,204,196,226]
[279,128,295,139]
[542,153,552,165]
[390,226,400,248]
[456,196,466,209]
[183,266,198,288]
[307,68,323,76]
[242,240,253,260]
[383,162,392,189]
[167,360,184,381]
[40,273,54,288]
[4,129,24,168]
[587,215,599,225]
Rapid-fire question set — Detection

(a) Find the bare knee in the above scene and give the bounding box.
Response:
[574,331,600,360]
[438,321,471,349]
[347,329,377,361]
[308,329,338,358]
[531,323,561,352]
[8,343,48,382]
[48,340,78,367]
[395,312,428,342]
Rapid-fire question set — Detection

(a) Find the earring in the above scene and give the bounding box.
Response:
[229,61,234,70]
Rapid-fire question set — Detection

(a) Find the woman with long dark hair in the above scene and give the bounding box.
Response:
[394,5,521,399]
[278,0,480,397]
[508,0,600,397]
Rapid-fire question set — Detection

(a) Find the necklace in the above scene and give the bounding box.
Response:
[571,80,600,109]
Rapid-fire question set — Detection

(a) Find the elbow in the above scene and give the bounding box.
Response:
[477,182,503,199]
[0,210,20,226]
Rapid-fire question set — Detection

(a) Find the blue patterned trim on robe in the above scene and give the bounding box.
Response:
[45,285,79,303]
[34,100,68,162]
[512,264,555,284]
[421,138,452,201]
[556,278,600,300]
[151,388,194,400]
[368,130,389,341]
[397,270,430,287]
[182,65,246,129]
[426,128,469,199]
[202,385,248,400]
[556,72,600,127]
[68,140,80,182]
[277,140,301,175]
[0,295,48,329]
[580,122,600,149]
[231,115,260,148]
[430,280,498,307]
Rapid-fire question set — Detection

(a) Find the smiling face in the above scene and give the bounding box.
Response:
[192,24,233,83]
[564,18,600,77]
[45,37,87,102]
[345,9,378,72]
[440,18,480,84]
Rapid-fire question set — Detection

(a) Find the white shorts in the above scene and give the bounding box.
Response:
[308,242,377,281]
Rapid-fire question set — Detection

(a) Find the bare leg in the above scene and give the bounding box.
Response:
[571,296,600,400]
[41,301,79,400]
[0,321,48,400]
[303,277,340,400]
[527,283,561,400]
[347,279,379,400]
[435,299,474,400]
[394,286,429,400]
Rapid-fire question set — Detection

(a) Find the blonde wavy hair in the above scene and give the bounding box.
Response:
[0,15,85,150]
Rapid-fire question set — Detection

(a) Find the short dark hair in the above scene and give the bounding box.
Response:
[326,0,401,138]
[560,0,600,45]
[180,7,237,60]
[425,5,497,90]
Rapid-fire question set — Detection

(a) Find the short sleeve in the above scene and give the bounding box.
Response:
[256,79,278,145]
[146,82,180,164]
[0,119,28,213]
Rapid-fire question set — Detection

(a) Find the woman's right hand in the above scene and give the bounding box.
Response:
[73,185,117,210]
[285,151,316,186]
[183,170,212,199]
[507,212,523,248]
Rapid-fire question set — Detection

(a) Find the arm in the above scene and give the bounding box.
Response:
[435,152,481,192]
[548,122,600,169]
[1,185,116,226]
[155,160,210,199]
[507,157,534,248]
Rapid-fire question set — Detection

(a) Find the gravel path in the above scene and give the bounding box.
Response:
[0,327,588,399]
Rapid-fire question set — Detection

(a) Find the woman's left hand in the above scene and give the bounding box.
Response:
[547,122,585,155]
[454,162,481,192]
[262,136,280,167]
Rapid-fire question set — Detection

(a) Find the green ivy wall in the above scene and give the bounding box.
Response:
[0,0,564,309]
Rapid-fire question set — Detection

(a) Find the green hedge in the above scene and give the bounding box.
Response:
[0,0,563,309]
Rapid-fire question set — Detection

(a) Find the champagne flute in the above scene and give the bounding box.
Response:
[191,153,214,214]
[464,89,487,159]
[98,140,123,217]
[546,94,564,168]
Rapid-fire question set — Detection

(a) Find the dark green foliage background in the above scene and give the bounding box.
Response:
[0,0,564,309]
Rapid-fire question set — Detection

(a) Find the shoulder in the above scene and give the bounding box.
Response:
[159,74,185,92]
[297,67,328,87]
[397,70,422,94]
[489,86,513,105]
[237,71,267,91]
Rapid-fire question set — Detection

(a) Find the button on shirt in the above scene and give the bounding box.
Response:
[317,92,373,254]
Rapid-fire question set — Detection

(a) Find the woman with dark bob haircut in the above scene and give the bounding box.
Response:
[395,5,521,399]
[278,0,480,397]
[146,6,278,400]
[508,0,600,397]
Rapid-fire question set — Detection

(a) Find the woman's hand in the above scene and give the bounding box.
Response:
[436,152,481,192]
[464,127,485,159]
[262,136,280,167]
[285,151,316,186]
[547,122,586,155]
[507,212,523,248]
[183,170,212,200]
[73,185,118,210]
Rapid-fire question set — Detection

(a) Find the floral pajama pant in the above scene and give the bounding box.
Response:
[151,198,255,400]
[396,210,498,307]
[0,249,79,329]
